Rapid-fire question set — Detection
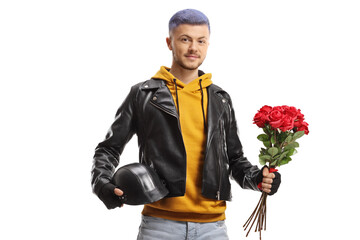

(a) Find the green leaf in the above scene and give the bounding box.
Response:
[260,148,267,155]
[263,141,271,148]
[287,148,297,156]
[270,160,277,167]
[257,134,269,142]
[285,135,292,143]
[278,156,292,166]
[293,131,305,140]
[279,151,289,160]
[259,158,266,165]
[259,155,272,161]
[284,142,299,151]
[268,147,278,157]
[271,135,276,144]
[259,154,272,165]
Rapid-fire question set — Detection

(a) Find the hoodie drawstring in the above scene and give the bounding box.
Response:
[173,79,180,117]
[173,78,207,131]
[199,79,207,130]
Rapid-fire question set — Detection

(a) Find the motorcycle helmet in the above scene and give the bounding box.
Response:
[111,163,169,205]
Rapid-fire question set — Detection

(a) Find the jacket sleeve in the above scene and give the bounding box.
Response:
[225,95,262,191]
[91,86,137,196]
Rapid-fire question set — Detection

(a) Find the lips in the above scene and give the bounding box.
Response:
[185,55,200,59]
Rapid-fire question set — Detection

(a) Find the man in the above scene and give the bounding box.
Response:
[91,9,281,240]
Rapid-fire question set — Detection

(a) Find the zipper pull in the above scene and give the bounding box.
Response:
[216,191,221,200]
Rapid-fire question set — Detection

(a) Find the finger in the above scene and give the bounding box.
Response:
[265,173,275,179]
[262,187,271,193]
[114,188,123,196]
[262,167,269,177]
[262,177,273,184]
[261,183,272,190]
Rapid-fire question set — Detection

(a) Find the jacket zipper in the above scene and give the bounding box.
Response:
[217,122,224,200]
[150,99,187,192]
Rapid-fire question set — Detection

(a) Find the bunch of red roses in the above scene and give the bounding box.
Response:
[253,105,309,134]
[244,105,309,240]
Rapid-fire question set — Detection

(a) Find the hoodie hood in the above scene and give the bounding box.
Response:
[152,66,212,130]
[152,66,213,92]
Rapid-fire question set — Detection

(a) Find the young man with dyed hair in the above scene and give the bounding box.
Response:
[91,9,281,239]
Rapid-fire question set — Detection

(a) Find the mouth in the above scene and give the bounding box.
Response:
[185,55,200,60]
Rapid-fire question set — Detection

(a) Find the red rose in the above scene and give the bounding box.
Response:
[297,121,309,135]
[253,112,268,128]
[294,109,305,127]
[284,106,298,119]
[260,105,272,113]
[253,105,272,128]
[269,109,283,128]
[294,119,303,128]
[279,115,295,132]
[272,106,284,112]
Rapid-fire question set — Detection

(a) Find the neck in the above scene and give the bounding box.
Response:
[169,63,199,84]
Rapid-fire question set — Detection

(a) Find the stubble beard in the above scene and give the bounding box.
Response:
[173,52,204,71]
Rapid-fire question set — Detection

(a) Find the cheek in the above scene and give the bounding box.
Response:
[175,45,187,56]
[200,45,209,53]
[174,47,182,57]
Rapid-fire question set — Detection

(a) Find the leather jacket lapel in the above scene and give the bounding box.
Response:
[142,79,178,118]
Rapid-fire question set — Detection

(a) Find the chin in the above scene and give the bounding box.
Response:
[174,58,204,71]
[184,62,203,70]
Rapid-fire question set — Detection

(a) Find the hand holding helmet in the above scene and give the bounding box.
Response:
[111,163,169,206]
[99,163,169,209]
[98,182,125,209]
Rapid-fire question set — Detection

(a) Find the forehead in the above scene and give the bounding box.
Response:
[171,24,210,38]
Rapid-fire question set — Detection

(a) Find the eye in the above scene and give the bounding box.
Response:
[198,39,206,45]
[181,37,189,42]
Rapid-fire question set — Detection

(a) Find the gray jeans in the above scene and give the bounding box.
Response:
[137,215,229,240]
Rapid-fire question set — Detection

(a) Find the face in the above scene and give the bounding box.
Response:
[166,24,210,71]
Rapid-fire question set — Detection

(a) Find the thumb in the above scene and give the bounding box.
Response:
[262,166,269,177]
[114,188,123,196]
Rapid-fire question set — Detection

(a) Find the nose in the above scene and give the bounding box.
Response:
[188,41,198,53]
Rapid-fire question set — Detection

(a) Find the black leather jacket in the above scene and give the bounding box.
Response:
[91,79,261,201]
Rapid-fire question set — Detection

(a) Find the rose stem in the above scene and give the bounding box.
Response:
[255,210,260,232]
[264,194,266,230]
[258,194,267,239]
[260,202,264,231]
[246,193,266,237]
[256,199,263,232]
[244,201,259,231]
[257,195,265,232]
[246,208,260,237]
[243,194,263,229]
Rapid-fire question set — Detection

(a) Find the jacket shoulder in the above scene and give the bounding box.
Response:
[131,79,164,91]
[130,80,148,91]
[209,83,232,101]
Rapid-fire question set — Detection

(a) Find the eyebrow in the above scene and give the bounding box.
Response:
[179,34,207,39]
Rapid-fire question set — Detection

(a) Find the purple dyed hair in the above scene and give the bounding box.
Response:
[169,9,210,34]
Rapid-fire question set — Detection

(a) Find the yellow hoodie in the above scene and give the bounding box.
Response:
[142,66,226,222]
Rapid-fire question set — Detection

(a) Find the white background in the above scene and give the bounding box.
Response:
[1,0,359,239]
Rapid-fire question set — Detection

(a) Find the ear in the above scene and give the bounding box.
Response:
[166,37,172,51]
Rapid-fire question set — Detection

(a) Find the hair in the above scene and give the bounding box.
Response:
[169,9,210,34]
